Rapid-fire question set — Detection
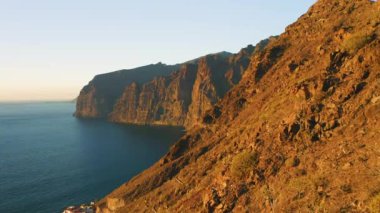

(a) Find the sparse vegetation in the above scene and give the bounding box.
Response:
[342,31,374,53]
[231,151,259,178]
[287,176,314,195]
[369,193,380,213]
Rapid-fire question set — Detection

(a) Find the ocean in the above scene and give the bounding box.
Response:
[0,102,183,213]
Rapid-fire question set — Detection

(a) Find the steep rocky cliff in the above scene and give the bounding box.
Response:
[76,40,270,127]
[108,44,269,128]
[97,0,380,212]
[109,63,198,126]
[75,63,180,118]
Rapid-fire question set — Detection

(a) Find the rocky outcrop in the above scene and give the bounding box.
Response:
[184,45,263,128]
[75,63,180,118]
[96,0,380,212]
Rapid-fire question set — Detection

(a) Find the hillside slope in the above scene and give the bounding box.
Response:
[97,0,380,212]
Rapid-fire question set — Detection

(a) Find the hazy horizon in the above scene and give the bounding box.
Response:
[0,0,316,101]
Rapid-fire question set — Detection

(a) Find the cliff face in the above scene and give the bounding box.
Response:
[97,0,380,212]
[109,46,255,127]
[184,46,259,127]
[75,63,180,118]
[108,63,198,126]
[75,44,268,127]
[107,43,269,128]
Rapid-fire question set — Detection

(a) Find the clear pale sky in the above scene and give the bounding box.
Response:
[0,0,316,101]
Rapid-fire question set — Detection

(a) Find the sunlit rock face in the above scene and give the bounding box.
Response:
[76,41,270,128]
[75,63,180,118]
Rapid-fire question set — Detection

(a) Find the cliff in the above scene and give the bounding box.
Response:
[76,41,271,128]
[109,63,198,126]
[108,44,269,128]
[75,63,180,118]
[97,0,380,212]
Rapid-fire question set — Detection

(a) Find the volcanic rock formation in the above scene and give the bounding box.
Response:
[75,63,180,118]
[76,41,271,128]
[96,0,380,212]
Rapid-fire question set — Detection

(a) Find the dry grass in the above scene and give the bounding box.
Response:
[342,31,374,53]
[369,193,380,213]
[231,151,259,178]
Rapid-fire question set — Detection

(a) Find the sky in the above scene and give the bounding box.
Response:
[0,0,316,102]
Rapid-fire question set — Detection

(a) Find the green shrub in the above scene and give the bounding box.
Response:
[342,32,374,53]
[369,193,380,213]
[231,151,259,178]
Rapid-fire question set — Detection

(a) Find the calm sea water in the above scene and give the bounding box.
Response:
[0,102,183,213]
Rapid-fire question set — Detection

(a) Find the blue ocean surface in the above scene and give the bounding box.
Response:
[0,102,184,213]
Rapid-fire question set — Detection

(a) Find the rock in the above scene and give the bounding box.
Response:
[292,157,301,167]
[371,95,380,104]
[340,184,352,193]
[106,197,125,211]
[342,162,352,170]
[317,186,324,194]
[75,63,179,118]
[76,43,268,129]
[358,154,369,162]
[354,82,367,94]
